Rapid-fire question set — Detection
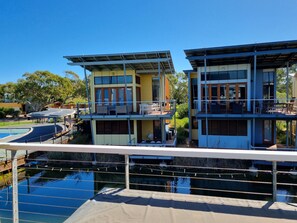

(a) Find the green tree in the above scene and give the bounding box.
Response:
[14,71,80,111]
[276,64,297,98]
[167,72,188,104]
[0,82,17,102]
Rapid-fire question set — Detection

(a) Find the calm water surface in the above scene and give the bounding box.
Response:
[0,164,296,223]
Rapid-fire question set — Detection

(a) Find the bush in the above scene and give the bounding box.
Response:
[177,103,188,119]
[184,122,189,129]
[177,127,189,144]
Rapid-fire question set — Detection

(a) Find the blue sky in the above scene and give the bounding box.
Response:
[1,0,297,83]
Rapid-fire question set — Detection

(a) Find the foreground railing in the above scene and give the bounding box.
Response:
[77,100,176,116]
[193,98,297,115]
[1,143,297,223]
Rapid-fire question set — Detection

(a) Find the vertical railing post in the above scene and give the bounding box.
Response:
[125,155,130,189]
[11,150,19,223]
[272,161,277,202]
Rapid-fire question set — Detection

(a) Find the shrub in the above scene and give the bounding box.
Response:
[177,127,189,145]
[184,122,189,129]
[177,103,188,119]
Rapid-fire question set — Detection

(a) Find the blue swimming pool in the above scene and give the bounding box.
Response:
[0,129,30,139]
[0,133,10,139]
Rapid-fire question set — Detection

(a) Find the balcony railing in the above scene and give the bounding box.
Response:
[1,143,297,222]
[193,98,297,116]
[77,100,176,117]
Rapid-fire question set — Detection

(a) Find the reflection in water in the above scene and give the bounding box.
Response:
[0,165,296,223]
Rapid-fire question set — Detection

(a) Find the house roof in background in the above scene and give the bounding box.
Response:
[64,51,175,75]
[185,40,297,70]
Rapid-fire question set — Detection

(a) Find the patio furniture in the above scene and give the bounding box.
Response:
[116,105,127,115]
[210,102,220,114]
[96,105,108,115]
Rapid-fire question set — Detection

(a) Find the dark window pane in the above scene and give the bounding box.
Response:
[126,76,133,83]
[192,117,198,129]
[111,76,117,84]
[102,76,110,84]
[136,76,141,84]
[228,120,238,136]
[94,77,102,85]
[237,120,247,136]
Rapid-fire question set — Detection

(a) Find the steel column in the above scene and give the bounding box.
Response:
[124,63,132,144]
[286,62,289,102]
[286,120,289,147]
[204,57,208,147]
[12,150,19,223]
[272,161,277,201]
[295,121,297,148]
[253,54,257,147]
[188,72,192,141]
[125,155,130,189]
[84,66,95,163]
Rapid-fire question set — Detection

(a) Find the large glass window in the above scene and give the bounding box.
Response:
[202,120,247,136]
[95,87,133,106]
[96,121,134,134]
[104,89,109,105]
[94,75,133,85]
[152,77,160,101]
[191,78,197,107]
[95,89,102,104]
[201,70,247,81]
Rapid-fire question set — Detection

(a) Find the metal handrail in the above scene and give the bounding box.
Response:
[2,143,297,223]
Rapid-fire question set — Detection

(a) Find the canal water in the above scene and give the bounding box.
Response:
[0,164,296,223]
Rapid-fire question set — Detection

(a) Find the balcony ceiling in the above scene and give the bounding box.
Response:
[64,51,175,74]
[185,40,297,70]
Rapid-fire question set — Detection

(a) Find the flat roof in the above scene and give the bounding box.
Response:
[65,188,297,223]
[28,108,76,118]
[185,40,297,70]
[64,51,175,74]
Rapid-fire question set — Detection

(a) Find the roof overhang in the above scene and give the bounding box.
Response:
[185,40,297,70]
[64,51,175,75]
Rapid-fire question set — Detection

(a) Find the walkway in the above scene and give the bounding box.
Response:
[66,188,297,223]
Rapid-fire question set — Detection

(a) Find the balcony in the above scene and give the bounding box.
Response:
[1,143,297,222]
[77,100,176,120]
[193,99,297,120]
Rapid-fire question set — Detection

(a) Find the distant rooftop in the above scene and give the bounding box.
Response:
[185,40,297,70]
[64,51,175,75]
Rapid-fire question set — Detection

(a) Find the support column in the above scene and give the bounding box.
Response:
[12,150,19,223]
[125,155,130,189]
[286,120,289,147]
[286,62,289,102]
[204,57,208,147]
[161,119,166,144]
[188,72,192,141]
[295,121,297,148]
[157,61,162,105]
[123,63,132,144]
[54,117,57,134]
[253,54,257,147]
[272,161,277,201]
[84,66,94,144]
[84,66,95,163]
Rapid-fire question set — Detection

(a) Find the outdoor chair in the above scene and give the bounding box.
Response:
[116,105,127,115]
[96,105,108,115]
[232,103,243,114]
[210,102,220,114]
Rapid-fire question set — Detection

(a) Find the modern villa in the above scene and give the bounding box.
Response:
[64,51,176,147]
[185,40,297,149]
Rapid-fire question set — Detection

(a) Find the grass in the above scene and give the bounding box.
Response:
[0,119,33,127]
